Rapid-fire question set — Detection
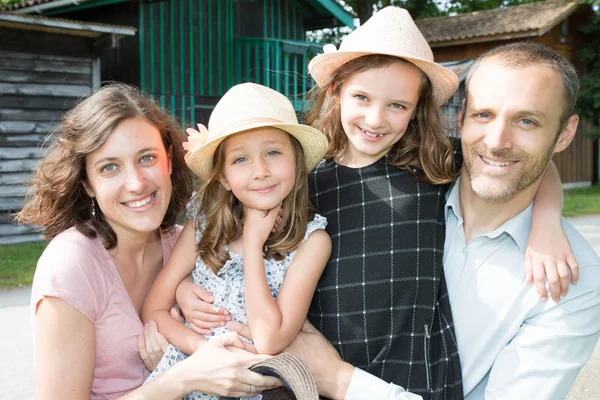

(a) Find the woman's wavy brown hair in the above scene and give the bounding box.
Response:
[305,54,456,184]
[16,83,192,249]
[194,131,314,273]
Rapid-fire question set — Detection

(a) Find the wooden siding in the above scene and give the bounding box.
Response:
[0,27,96,244]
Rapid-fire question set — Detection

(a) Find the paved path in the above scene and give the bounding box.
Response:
[1,215,600,399]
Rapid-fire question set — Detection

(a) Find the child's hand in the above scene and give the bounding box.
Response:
[525,227,578,302]
[243,204,282,248]
[137,320,169,371]
[176,278,231,335]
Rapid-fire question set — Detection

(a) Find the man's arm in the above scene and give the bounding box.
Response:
[484,266,600,399]
[281,321,422,400]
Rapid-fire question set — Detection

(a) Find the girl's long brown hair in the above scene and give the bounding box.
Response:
[16,83,192,249]
[305,54,456,184]
[195,131,314,273]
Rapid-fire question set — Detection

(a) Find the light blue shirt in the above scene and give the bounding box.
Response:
[345,178,600,400]
[444,178,600,399]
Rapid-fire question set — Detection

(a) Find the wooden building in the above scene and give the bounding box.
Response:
[3,0,354,124]
[416,0,597,186]
[0,13,135,244]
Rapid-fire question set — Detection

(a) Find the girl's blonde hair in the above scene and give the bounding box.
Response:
[16,83,192,249]
[194,131,314,273]
[306,54,457,184]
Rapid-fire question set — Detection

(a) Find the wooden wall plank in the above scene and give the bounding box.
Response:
[0,233,43,245]
[0,83,91,98]
[0,95,78,111]
[0,57,91,74]
[0,134,53,147]
[0,185,28,197]
[0,159,38,173]
[0,147,46,160]
[0,197,24,211]
[0,69,91,86]
[0,108,63,122]
[0,173,31,185]
[0,49,90,63]
[0,121,56,134]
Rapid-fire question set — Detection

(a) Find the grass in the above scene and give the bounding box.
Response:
[0,185,598,289]
[0,241,46,289]
[563,184,600,218]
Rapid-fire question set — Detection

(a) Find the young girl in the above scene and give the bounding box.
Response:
[142,83,331,399]
[302,6,575,399]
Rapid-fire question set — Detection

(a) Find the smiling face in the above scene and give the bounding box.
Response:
[83,117,173,238]
[337,60,423,167]
[220,127,297,212]
[460,58,578,201]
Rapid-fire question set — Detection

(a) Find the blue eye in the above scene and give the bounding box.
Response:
[266,150,281,157]
[354,94,368,101]
[475,112,491,119]
[233,157,248,164]
[390,103,405,110]
[100,164,117,173]
[139,155,155,163]
[521,119,534,125]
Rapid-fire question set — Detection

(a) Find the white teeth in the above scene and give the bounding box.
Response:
[481,157,514,167]
[125,192,155,208]
[360,127,384,137]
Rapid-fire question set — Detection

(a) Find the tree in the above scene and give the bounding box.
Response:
[344,0,444,25]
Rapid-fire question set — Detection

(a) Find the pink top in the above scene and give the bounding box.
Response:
[31,226,181,399]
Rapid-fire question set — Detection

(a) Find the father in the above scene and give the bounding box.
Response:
[283,42,600,399]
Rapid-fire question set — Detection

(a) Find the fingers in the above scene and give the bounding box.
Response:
[272,207,284,233]
[556,260,570,298]
[144,321,163,362]
[192,285,216,303]
[170,307,185,323]
[567,255,579,284]
[544,261,561,303]
[137,334,151,369]
[210,331,246,349]
[532,263,548,302]
[524,251,533,284]
[226,321,253,341]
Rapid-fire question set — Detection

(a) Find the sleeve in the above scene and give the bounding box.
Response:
[345,368,423,400]
[483,268,600,400]
[302,213,327,242]
[31,233,109,323]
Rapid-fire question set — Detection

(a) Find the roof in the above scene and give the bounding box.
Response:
[0,12,136,37]
[1,0,356,29]
[415,0,580,47]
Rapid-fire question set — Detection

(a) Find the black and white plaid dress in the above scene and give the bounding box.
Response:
[308,154,463,400]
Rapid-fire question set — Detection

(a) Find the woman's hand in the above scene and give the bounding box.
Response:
[243,204,282,249]
[175,276,231,335]
[137,321,169,372]
[178,331,283,397]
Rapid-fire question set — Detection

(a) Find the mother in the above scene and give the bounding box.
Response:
[17,84,280,399]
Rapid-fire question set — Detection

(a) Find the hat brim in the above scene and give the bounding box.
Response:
[250,353,319,400]
[309,50,459,106]
[186,122,328,180]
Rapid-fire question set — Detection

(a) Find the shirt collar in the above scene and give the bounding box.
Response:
[445,177,533,253]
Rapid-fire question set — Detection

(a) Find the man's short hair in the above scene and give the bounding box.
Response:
[464,42,579,129]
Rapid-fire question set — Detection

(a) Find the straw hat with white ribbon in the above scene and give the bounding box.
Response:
[308,6,459,106]
[184,83,328,179]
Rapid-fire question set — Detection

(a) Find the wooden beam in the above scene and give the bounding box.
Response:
[0,121,56,134]
[0,83,91,98]
[0,147,46,160]
[0,173,31,185]
[0,159,38,173]
[0,69,91,86]
[0,233,43,245]
[0,197,24,211]
[0,185,28,197]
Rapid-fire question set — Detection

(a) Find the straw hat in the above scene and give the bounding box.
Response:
[308,6,459,106]
[184,83,328,179]
[247,353,319,400]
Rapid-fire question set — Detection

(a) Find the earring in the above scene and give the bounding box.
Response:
[91,198,96,217]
